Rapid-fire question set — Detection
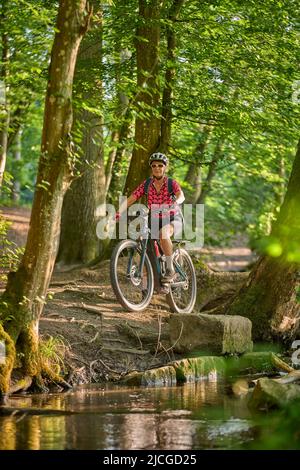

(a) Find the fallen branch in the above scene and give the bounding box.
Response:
[49,280,83,287]
[273,370,300,384]
[153,315,163,359]
[95,358,120,375]
[270,353,294,373]
[101,346,150,355]
[164,321,184,353]
[89,331,100,343]
[80,303,103,316]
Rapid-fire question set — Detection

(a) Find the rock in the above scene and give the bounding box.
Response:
[122,366,176,386]
[227,352,278,376]
[122,356,227,386]
[172,356,226,382]
[248,377,300,410]
[168,314,253,354]
[194,262,248,311]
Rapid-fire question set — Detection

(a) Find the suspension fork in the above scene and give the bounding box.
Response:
[138,238,148,276]
[173,249,187,280]
[126,238,148,279]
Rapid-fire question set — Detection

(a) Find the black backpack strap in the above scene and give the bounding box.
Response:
[144,177,152,196]
[168,178,184,225]
[167,177,175,199]
[145,177,175,199]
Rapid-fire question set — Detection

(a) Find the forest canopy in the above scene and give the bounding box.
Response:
[1,0,299,247]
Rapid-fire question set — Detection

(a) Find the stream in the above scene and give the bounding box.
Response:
[0,380,273,450]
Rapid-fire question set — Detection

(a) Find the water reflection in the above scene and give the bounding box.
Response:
[0,417,16,450]
[0,380,254,450]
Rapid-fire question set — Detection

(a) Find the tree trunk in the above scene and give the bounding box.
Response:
[0,0,92,401]
[105,129,119,195]
[57,109,104,265]
[184,125,211,204]
[124,0,161,196]
[11,128,22,203]
[107,114,132,204]
[0,6,10,188]
[185,164,202,203]
[159,0,185,154]
[276,155,286,207]
[197,136,225,205]
[227,139,300,342]
[105,49,131,197]
[195,262,249,313]
[57,6,104,266]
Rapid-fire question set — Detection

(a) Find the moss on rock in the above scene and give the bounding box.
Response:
[122,365,177,386]
[122,356,227,386]
[172,356,227,383]
[227,352,278,377]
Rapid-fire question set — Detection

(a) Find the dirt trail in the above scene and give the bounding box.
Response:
[43,262,173,385]
[1,205,256,272]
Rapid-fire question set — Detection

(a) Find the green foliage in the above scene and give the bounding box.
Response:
[1,0,55,203]
[170,0,299,245]
[5,104,44,203]
[249,398,300,449]
[1,0,300,248]
[0,215,24,282]
[39,334,68,377]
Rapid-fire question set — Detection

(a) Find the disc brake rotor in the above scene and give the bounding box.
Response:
[130,265,142,286]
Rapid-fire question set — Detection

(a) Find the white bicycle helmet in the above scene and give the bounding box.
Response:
[149,152,168,166]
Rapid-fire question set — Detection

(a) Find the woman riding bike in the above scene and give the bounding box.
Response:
[116,152,185,283]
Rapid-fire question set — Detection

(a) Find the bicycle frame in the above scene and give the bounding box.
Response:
[127,235,187,289]
[126,208,188,288]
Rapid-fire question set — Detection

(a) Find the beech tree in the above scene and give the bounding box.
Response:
[0,0,92,403]
[57,4,104,265]
[123,0,162,196]
[0,0,9,188]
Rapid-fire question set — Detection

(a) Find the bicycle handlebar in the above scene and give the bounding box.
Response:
[135,205,177,217]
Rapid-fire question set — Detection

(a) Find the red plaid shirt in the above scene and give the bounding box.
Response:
[132,177,181,218]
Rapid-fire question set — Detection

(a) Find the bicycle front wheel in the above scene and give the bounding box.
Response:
[166,248,197,314]
[110,239,154,312]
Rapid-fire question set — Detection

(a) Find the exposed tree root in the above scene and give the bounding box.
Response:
[0,324,16,404]
[41,363,72,390]
[9,373,32,394]
[0,321,72,403]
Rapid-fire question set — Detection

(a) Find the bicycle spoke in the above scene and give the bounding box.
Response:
[166,249,196,313]
[111,240,154,311]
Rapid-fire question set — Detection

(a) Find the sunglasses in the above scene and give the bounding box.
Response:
[151,164,164,168]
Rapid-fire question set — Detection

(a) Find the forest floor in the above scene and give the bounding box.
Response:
[0,206,257,387]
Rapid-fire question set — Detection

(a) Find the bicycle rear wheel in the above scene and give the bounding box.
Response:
[110,239,154,312]
[166,248,197,314]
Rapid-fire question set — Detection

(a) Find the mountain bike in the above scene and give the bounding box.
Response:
[110,207,197,313]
